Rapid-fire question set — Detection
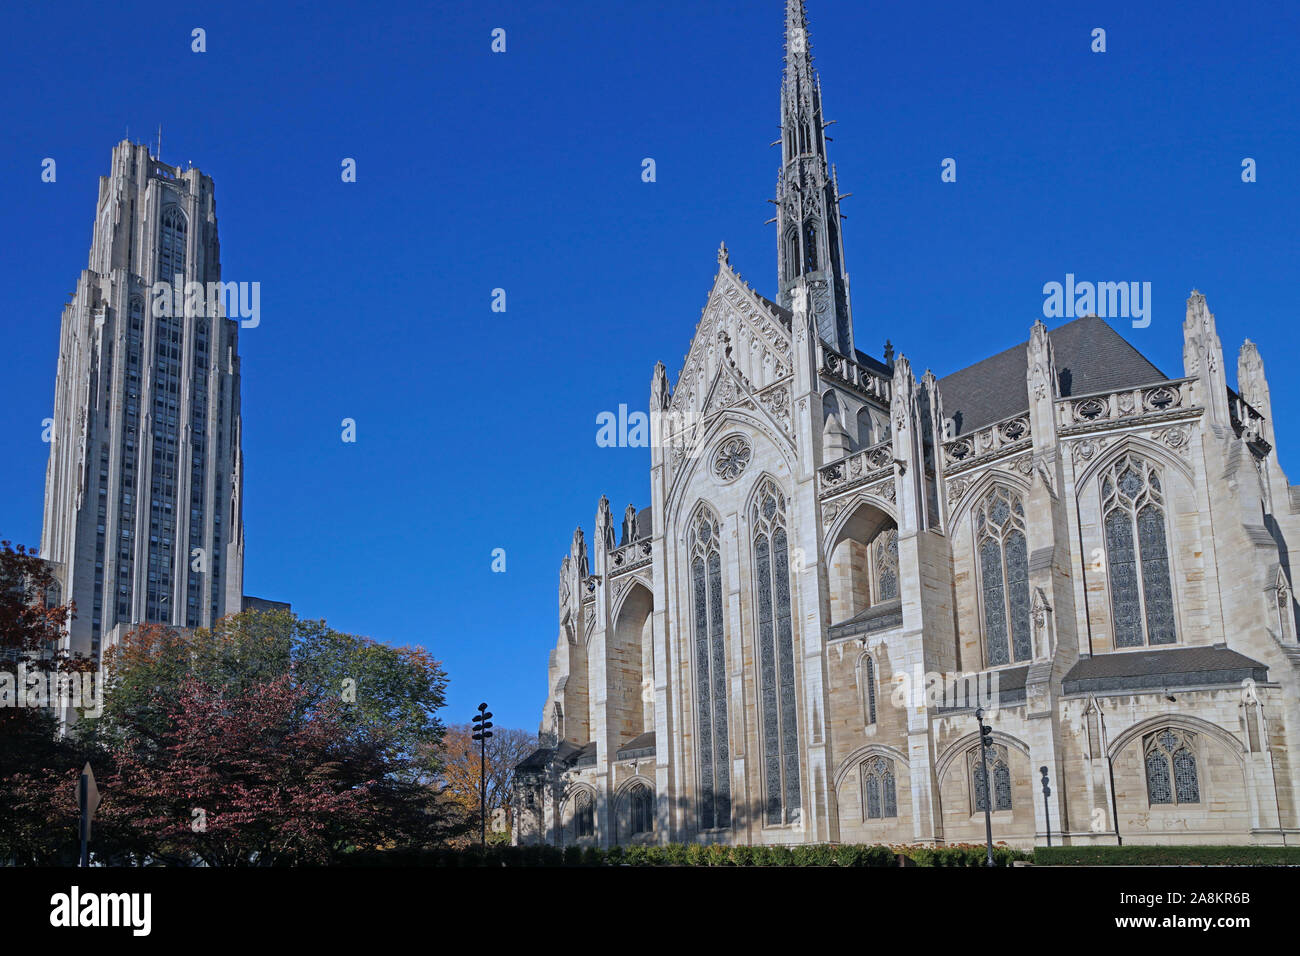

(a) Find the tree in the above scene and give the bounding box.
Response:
[90,609,450,769]
[0,541,92,864]
[94,675,448,865]
[438,724,537,842]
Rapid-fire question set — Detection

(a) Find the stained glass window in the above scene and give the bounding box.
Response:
[862,655,877,725]
[970,744,1012,813]
[751,480,802,826]
[1144,729,1199,805]
[1102,456,1177,647]
[572,789,594,839]
[691,508,730,830]
[874,528,899,602]
[862,756,897,820]
[976,487,1031,666]
[621,782,654,839]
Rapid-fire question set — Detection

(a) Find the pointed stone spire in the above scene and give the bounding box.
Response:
[1183,290,1230,427]
[622,504,639,546]
[822,408,851,461]
[775,0,853,356]
[1238,339,1274,446]
[571,527,589,579]
[651,360,670,410]
[1026,320,1059,449]
[596,495,616,553]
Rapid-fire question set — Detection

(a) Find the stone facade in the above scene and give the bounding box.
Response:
[514,1,1300,849]
[40,140,246,662]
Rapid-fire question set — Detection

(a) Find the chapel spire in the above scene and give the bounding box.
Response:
[775,0,854,357]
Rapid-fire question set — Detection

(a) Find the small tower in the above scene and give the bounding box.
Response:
[774,0,854,356]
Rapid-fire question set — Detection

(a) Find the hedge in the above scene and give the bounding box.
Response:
[340,842,1026,867]
[1033,844,1300,867]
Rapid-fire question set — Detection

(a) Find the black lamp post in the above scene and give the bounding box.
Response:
[975,707,995,867]
[472,702,494,847]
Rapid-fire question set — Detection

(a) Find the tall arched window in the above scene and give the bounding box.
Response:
[873,528,899,602]
[861,756,897,819]
[969,743,1012,812]
[1102,455,1176,647]
[1144,729,1199,805]
[752,479,801,826]
[619,782,654,841]
[690,507,730,830]
[571,789,594,840]
[860,654,877,726]
[804,222,819,271]
[785,229,800,279]
[158,205,187,283]
[976,486,1031,666]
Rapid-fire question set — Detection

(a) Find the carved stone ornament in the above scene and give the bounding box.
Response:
[712,435,753,481]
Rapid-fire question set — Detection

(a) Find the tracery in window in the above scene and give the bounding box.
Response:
[690,507,730,830]
[969,743,1012,813]
[752,479,801,826]
[873,528,899,603]
[571,789,594,839]
[619,781,654,840]
[1102,455,1176,647]
[861,756,897,820]
[1144,729,1200,805]
[975,486,1030,666]
[861,654,877,726]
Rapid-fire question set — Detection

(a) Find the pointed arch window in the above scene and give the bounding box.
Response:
[860,654,877,726]
[785,228,801,279]
[969,743,1012,812]
[158,205,187,283]
[571,789,594,840]
[1102,455,1176,647]
[976,487,1031,666]
[752,479,801,826]
[618,781,655,841]
[804,221,819,271]
[690,508,730,830]
[873,528,899,603]
[1144,729,1199,805]
[861,756,897,820]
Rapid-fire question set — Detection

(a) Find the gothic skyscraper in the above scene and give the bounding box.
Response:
[41,141,245,661]
[775,0,854,356]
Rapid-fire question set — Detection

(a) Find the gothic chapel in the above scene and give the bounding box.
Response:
[514,1,1300,849]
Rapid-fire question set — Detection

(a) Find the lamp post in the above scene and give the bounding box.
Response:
[472,703,494,847]
[1039,765,1052,847]
[975,707,995,867]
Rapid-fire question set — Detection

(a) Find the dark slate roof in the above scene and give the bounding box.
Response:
[1062,646,1268,695]
[616,731,656,761]
[827,599,904,641]
[620,506,654,547]
[757,293,793,328]
[936,664,1030,713]
[939,315,1168,436]
[853,348,894,378]
[516,747,551,773]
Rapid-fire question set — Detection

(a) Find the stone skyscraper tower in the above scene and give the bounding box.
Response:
[41,140,245,661]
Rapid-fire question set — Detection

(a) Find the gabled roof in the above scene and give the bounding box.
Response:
[938,315,1168,436]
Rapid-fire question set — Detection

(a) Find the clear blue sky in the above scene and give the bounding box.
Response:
[1,0,1297,732]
